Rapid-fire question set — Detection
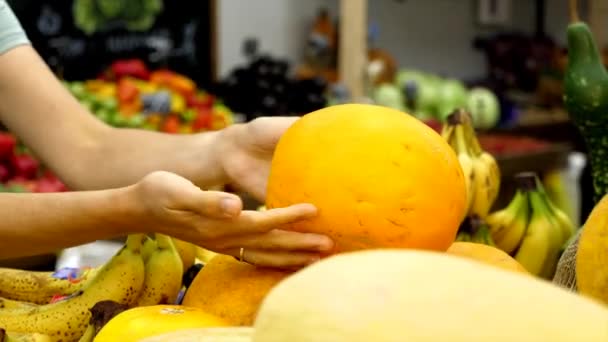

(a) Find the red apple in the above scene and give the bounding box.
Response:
[0,133,16,160]
[0,164,10,182]
[10,154,39,179]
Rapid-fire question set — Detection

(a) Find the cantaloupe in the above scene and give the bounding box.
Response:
[252,250,608,341]
[576,193,608,305]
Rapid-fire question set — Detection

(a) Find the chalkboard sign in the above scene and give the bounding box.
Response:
[7,0,215,88]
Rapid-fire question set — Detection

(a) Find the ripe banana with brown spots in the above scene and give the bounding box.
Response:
[0,267,99,305]
[0,235,145,341]
[135,234,183,306]
[0,297,37,311]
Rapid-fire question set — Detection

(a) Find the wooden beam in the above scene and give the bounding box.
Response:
[339,0,368,101]
[589,0,608,47]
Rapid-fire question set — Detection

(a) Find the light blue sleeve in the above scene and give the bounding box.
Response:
[0,0,30,55]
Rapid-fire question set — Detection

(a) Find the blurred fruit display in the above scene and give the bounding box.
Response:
[63,59,235,134]
[0,59,235,193]
[217,55,328,121]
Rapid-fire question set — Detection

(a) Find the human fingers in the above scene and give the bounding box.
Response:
[210,229,333,253]
[218,203,317,236]
[221,247,321,269]
[135,171,243,220]
[180,190,243,219]
[246,116,299,150]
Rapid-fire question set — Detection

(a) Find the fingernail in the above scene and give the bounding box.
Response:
[220,197,241,217]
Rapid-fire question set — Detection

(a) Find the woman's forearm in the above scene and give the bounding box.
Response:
[80,127,226,190]
[0,45,228,191]
[0,189,140,259]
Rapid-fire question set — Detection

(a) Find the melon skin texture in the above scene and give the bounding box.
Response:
[266,104,467,253]
[252,250,608,342]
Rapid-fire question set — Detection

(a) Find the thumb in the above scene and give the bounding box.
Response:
[248,116,299,150]
[186,190,243,219]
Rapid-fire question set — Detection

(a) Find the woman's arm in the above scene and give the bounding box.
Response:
[0,187,138,259]
[0,171,331,268]
[0,45,227,191]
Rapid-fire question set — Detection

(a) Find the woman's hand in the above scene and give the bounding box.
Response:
[216,116,298,201]
[130,171,333,269]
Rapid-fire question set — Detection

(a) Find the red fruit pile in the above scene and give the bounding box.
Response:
[0,132,68,193]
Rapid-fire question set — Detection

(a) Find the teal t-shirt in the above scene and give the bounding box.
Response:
[0,0,30,55]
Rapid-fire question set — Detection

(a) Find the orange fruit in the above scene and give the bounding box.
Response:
[446,242,529,274]
[266,104,466,253]
[181,254,292,326]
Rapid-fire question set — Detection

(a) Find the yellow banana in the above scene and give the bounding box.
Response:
[195,247,218,264]
[514,191,558,277]
[0,297,37,311]
[551,206,576,245]
[0,234,145,341]
[171,238,196,271]
[442,110,501,219]
[451,126,475,215]
[3,331,53,342]
[468,156,499,218]
[533,176,576,246]
[478,151,501,203]
[76,325,95,342]
[540,191,576,247]
[458,153,475,215]
[440,122,456,144]
[534,195,566,280]
[0,266,99,305]
[136,234,183,307]
[141,235,158,262]
[488,190,530,254]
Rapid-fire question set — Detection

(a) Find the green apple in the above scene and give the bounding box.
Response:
[466,87,500,129]
[395,69,428,89]
[396,69,442,118]
[373,84,405,111]
[436,79,469,121]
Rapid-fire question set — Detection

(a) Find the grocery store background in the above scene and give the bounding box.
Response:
[218,0,576,80]
[2,0,603,269]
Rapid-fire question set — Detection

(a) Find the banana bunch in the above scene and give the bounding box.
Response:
[0,233,190,341]
[441,109,501,219]
[486,172,576,279]
[0,266,99,306]
[0,234,146,341]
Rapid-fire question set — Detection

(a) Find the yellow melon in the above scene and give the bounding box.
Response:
[181,254,291,326]
[93,305,228,342]
[252,250,608,341]
[266,104,467,254]
[446,242,529,274]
